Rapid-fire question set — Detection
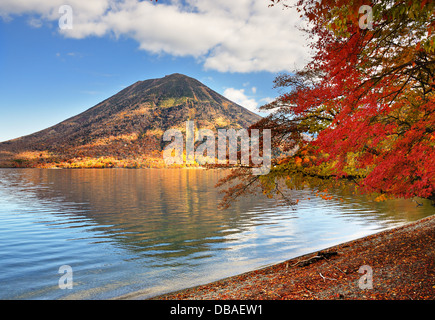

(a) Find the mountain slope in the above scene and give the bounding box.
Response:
[0,73,261,168]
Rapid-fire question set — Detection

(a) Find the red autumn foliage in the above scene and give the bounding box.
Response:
[219,0,435,206]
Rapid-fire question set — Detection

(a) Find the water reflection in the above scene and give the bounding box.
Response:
[0,169,432,299]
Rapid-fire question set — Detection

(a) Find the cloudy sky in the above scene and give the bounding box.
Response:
[0,0,311,142]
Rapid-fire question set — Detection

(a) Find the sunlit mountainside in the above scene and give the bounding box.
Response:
[0,73,261,168]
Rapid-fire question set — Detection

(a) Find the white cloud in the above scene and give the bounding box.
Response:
[223,87,274,116]
[223,88,258,113]
[27,17,43,28]
[260,97,275,104]
[0,0,313,73]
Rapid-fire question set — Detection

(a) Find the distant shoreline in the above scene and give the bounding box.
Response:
[0,155,229,170]
[129,214,435,300]
[0,166,220,170]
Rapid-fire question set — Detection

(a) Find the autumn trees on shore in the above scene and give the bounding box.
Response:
[219,0,435,207]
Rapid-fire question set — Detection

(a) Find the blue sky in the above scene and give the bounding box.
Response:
[0,0,310,142]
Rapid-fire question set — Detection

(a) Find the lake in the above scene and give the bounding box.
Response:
[0,168,433,299]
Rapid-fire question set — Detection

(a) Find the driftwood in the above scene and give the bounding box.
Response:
[291,251,338,267]
[319,272,337,281]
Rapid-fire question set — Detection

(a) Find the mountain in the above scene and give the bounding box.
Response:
[0,73,262,168]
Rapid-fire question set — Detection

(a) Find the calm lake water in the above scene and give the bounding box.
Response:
[0,168,433,300]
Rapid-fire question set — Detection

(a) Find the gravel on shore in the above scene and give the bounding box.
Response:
[152,215,435,300]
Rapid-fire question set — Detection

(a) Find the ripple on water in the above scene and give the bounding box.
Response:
[0,169,433,299]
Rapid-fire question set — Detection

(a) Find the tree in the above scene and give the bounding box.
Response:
[218,0,435,208]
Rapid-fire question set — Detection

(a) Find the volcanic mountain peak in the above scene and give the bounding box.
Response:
[114,73,205,101]
[0,73,262,168]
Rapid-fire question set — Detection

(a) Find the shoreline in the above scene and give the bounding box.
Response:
[139,214,435,300]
